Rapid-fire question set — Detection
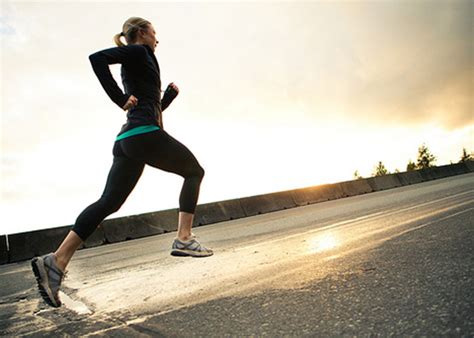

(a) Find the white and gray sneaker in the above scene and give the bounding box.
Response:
[171,234,213,257]
[31,253,66,307]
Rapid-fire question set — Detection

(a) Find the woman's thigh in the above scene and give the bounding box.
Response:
[103,148,145,202]
[119,130,203,177]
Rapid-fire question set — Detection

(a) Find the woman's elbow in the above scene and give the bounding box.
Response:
[88,52,99,64]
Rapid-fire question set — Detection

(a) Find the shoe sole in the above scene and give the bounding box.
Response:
[171,249,213,257]
[31,257,60,308]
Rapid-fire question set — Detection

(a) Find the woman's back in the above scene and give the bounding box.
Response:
[89,43,163,132]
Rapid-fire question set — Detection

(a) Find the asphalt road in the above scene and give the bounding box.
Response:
[1,173,473,337]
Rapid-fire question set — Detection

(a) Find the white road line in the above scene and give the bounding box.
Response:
[235,190,474,252]
[382,207,474,240]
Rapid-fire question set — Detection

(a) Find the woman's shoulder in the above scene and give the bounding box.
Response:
[121,44,148,55]
[118,44,148,62]
[123,44,147,51]
[90,44,147,59]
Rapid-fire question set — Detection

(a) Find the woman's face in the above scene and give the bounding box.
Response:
[140,24,159,51]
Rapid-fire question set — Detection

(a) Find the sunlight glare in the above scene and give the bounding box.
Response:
[307,233,339,253]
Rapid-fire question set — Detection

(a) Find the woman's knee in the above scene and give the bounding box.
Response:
[184,164,205,181]
[193,164,205,180]
[100,194,126,214]
[197,165,205,179]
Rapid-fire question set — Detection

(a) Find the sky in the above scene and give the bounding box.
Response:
[1,0,473,235]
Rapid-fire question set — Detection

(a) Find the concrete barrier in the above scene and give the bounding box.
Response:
[434,164,458,178]
[465,160,474,172]
[194,203,226,227]
[194,199,246,226]
[0,236,7,265]
[81,227,106,249]
[7,226,70,263]
[140,208,179,233]
[338,179,373,197]
[397,171,424,186]
[432,166,448,178]
[463,161,474,173]
[398,164,470,186]
[102,209,178,243]
[367,174,402,191]
[418,166,447,181]
[218,199,247,220]
[442,162,470,176]
[292,183,344,206]
[239,190,297,217]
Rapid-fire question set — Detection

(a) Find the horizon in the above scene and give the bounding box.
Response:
[1,1,473,235]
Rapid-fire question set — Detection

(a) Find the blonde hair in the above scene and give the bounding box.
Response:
[113,17,151,47]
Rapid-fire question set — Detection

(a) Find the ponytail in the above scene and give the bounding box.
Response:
[113,32,126,47]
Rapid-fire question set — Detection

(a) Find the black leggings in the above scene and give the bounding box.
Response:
[71,130,205,241]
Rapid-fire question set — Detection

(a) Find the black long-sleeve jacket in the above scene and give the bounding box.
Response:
[88,44,176,135]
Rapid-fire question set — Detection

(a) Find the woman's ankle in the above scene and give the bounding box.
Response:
[177,232,192,241]
[52,252,67,272]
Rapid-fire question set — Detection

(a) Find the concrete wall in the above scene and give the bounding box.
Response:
[2,161,473,264]
[0,236,7,265]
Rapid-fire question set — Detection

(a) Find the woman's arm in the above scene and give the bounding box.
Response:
[89,45,146,109]
[161,82,179,111]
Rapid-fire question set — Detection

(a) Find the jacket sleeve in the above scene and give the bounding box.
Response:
[88,45,146,109]
[161,85,179,111]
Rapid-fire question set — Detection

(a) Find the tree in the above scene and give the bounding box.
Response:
[353,170,363,180]
[459,148,472,162]
[406,160,416,171]
[416,143,436,169]
[373,161,389,177]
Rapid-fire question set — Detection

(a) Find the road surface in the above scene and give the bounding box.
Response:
[1,173,473,336]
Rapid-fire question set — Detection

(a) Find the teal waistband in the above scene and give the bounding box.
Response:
[115,125,160,141]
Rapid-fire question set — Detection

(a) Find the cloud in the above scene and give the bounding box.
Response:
[3,1,471,129]
[269,1,473,129]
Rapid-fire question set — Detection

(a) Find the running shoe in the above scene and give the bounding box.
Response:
[31,253,66,307]
[171,234,213,257]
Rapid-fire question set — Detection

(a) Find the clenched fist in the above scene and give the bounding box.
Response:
[165,83,179,98]
[122,95,138,111]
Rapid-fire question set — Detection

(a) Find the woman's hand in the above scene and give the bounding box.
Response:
[167,82,179,95]
[122,95,138,111]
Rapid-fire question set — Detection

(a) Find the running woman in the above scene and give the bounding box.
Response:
[31,17,213,308]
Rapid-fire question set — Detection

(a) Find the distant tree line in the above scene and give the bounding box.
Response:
[353,145,472,180]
